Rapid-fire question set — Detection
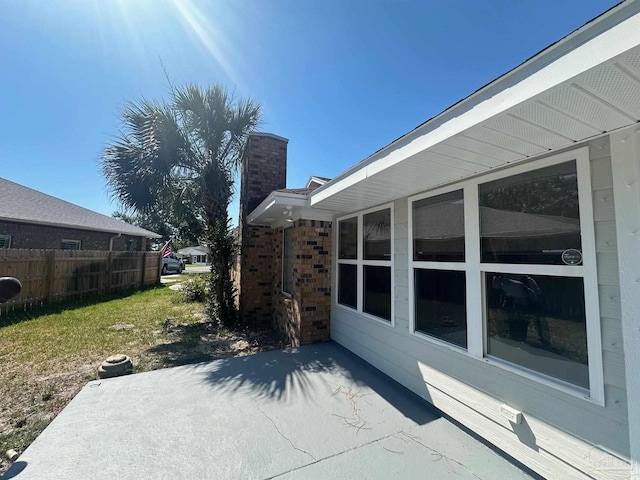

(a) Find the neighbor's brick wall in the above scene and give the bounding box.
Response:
[0,220,147,251]
[236,134,288,328]
[273,220,332,346]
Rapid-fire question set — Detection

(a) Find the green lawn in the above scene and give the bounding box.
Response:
[0,285,282,475]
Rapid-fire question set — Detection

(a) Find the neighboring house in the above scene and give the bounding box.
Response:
[177,245,209,264]
[0,177,160,250]
[236,2,640,478]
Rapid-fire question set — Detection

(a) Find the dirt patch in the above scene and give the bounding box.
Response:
[0,320,286,475]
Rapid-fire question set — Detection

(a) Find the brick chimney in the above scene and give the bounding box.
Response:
[236,133,288,328]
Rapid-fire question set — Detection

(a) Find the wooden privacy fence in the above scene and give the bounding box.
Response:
[0,249,161,315]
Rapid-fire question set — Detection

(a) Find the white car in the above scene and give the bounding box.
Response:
[161,253,184,275]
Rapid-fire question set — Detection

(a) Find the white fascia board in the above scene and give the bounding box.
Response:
[310,3,640,207]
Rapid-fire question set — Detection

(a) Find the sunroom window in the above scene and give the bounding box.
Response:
[337,206,393,322]
[409,149,602,401]
[480,161,589,389]
[479,161,581,265]
[412,190,467,348]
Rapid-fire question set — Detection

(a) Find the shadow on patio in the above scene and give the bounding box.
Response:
[193,342,438,426]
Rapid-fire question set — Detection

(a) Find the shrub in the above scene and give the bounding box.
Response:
[180,274,208,303]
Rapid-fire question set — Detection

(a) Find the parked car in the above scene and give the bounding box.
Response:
[161,253,183,275]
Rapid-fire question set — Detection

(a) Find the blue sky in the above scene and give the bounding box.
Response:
[0,0,619,227]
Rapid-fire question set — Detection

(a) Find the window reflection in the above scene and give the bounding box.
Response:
[413,190,464,262]
[364,265,391,320]
[479,161,581,265]
[414,269,467,348]
[339,217,358,259]
[364,209,391,260]
[338,264,357,309]
[486,273,588,388]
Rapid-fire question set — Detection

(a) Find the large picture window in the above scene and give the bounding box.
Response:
[409,148,603,402]
[337,206,393,323]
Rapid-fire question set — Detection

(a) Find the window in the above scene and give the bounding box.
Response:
[411,190,467,348]
[61,239,81,250]
[481,161,591,389]
[410,148,603,402]
[0,235,11,248]
[337,205,393,323]
[479,161,581,265]
[282,227,293,296]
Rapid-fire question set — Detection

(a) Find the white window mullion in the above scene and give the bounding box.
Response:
[357,214,363,312]
[465,183,483,358]
[411,260,467,271]
[480,263,585,277]
[577,148,604,404]
[407,198,416,333]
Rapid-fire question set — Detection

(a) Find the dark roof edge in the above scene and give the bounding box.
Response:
[0,216,161,238]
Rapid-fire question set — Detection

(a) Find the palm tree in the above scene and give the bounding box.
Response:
[102,83,261,326]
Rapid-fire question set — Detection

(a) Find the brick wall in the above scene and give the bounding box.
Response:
[273,220,332,346]
[236,134,288,327]
[235,132,333,344]
[0,220,147,251]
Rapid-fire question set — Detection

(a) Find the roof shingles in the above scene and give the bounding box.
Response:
[0,177,160,238]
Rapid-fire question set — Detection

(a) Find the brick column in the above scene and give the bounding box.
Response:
[236,133,288,328]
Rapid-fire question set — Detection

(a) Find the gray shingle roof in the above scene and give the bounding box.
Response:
[177,246,209,255]
[276,187,316,195]
[0,177,161,238]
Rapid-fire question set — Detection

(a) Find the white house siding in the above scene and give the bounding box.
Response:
[611,126,640,479]
[331,135,630,479]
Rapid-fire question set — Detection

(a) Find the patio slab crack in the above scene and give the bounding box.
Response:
[251,398,316,462]
[266,429,489,480]
[393,431,486,480]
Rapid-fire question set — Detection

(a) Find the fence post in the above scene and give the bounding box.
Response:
[140,252,147,288]
[45,250,56,303]
[106,251,113,294]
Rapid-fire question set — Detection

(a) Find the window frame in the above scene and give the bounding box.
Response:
[60,239,81,250]
[282,226,293,297]
[335,203,395,327]
[409,183,470,353]
[409,147,604,404]
[0,235,11,249]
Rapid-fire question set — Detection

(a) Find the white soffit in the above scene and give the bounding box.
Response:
[247,191,336,227]
[310,1,640,214]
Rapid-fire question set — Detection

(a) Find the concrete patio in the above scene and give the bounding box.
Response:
[2,342,535,479]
